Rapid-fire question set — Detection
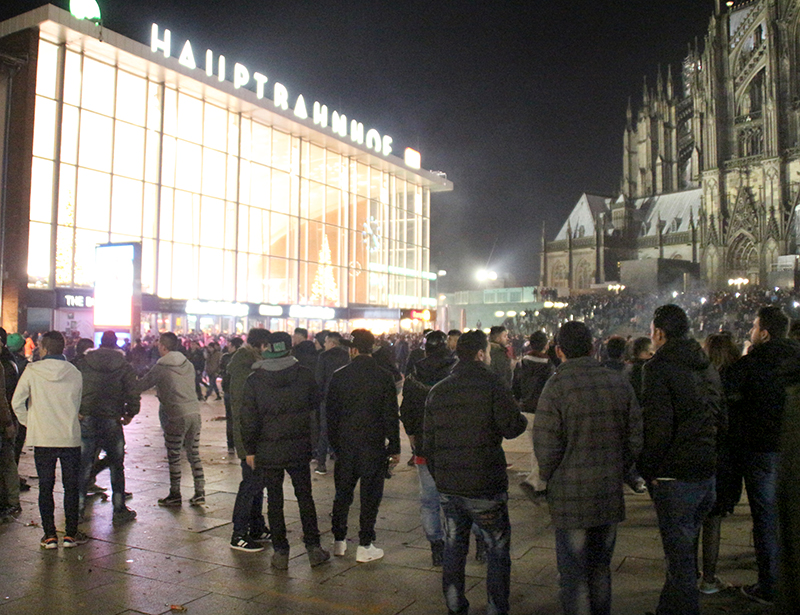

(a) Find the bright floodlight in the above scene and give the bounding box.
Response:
[71,0,102,21]
[437,269,447,276]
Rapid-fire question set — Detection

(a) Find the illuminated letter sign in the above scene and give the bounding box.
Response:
[94,243,140,329]
[410,309,431,321]
[258,304,284,317]
[289,305,336,320]
[404,148,421,169]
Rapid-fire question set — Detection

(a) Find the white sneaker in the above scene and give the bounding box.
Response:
[333,540,347,557]
[356,543,384,563]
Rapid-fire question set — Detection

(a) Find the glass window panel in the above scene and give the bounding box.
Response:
[250,163,270,209]
[159,187,174,241]
[175,140,201,193]
[299,178,309,220]
[73,229,108,288]
[291,136,301,176]
[272,130,291,171]
[173,190,196,244]
[30,157,53,223]
[370,167,383,201]
[143,183,158,239]
[271,170,290,215]
[116,71,146,126]
[270,213,290,258]
[236,252,247,302]
[251,121,271,165]
[199,248,224,300]
[141,238,155,295]
[298,261,308,304]
[27,221,51,288]
[81,57,115,116]
[113,121,145,180]
[157,240,172,297]
[60,104,79,164]
[32,96,57,160]
[238,206,249,253]
[146,81,162,131]
[307,143,325,183]
[307,220,322,264]
[58,163,77,227]
[225,201,237,250]
[203,103,227,152]
[160,136,176,187]
[308,181,324,222]
[247,253,264,303]
[239,160,251,205]
[144,130,160,184]
[227,112,240,155]
[223,250,235,301]
[163,87,178,137]
[326,187,341,226]
[55,225,74,287]
[63,50,82,106]
[76,168,110,232]
[78,110,113,172]
[35,39,59,99]
[111,177,143,236]
[327,152,342,190]
[240,117,252,161]
[268,257,288,304]
[248,208,263,254]
[423,188,430,219]
[171,243,197,299]
[202,148,226,199]
[200,196,224,248]
[177,92,203,144]
[356,163,369,197]
[226,155,239,201]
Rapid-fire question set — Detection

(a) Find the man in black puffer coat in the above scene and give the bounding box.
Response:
[238,331,329,569]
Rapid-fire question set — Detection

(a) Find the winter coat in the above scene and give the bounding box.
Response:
[639,337,722,482]
[240,356,319,469]
[400,352,456,446]
[137,351,199,422]
[205,347,222,377]
[727,337,800,453]
[512,353,554,413]
[0,347,18,405]
[227,345,262,459]
[777,358,800,610]
[424,360,527,498]
[12,356,82,447]
[534,356,642,529]
[74,347,140,419]
[315,346,350,397]
[325,354,400,467]
[291,340,318,372]
[0,367,13,434]
[489,342,513,388]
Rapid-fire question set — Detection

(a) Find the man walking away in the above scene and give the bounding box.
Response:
[137,332,205,507]
[488,326,513,388]
[220,337,243,453]
[513,331,555,502]
[239,331,329,569]
[640,304,721,615]
[534,322,642,615]
[600,336,626,372]
[424,329,528,615]
[12,331,85,548]
[74,331,139,524]
[326,329,400,563]
[727,305,800,605]
[314,332,350,475]
[204,342,222,401]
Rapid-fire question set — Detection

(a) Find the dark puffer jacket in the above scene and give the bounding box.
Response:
[240,356,319,469]
[424,360,527,498]
[727,337,800,453]
[512,353,554,413]
[74,347,140,419]
[400,351,456,455]
[639,337,722,482]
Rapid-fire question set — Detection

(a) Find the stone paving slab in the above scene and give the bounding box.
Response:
[0,391,772,614]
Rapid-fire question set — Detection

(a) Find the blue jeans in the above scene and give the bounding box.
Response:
[742,451,778,597]
[440,492,511,615]
[79,416,126,511]
[650,477,715,615]
[418,464,444,542]
[555,524,616,615]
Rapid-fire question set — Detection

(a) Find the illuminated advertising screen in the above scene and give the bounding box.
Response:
[94,243,141,330]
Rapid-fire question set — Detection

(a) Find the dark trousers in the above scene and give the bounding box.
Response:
[555,524,617,615]
[742,451,779,597]
[231,459,268,537]
[440,492,511,615]
[205,374,220,399]
[331,453,385,546]
[79,416,126,511]
[263,465,321,552]
[34,446,81,536]
[223,393,234,450]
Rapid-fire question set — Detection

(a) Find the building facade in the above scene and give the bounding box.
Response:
[0,5,451,336]
[542,0,800,292]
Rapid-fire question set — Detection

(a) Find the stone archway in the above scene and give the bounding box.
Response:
[727,233,759,284]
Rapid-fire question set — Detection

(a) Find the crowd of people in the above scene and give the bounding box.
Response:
[0,287,799,614]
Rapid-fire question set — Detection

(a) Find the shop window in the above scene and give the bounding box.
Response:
[110,176,143,237]
[79,110,112,172]
[113,121,145,180]
[76,168,110,232]
[81,57,115,117]
[32,96,57,160]
[30,158,54,224]
[115,71,146,126]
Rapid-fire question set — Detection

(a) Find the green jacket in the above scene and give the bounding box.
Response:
[228,345,261,458]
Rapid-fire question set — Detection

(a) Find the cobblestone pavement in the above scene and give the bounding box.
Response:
[0,392,771,614]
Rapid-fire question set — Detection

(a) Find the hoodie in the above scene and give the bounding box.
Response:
[74,347,140,419]
[639,337,722,482]
[240,355,319,469]
[137,350,199,422]
[12,356,82,447]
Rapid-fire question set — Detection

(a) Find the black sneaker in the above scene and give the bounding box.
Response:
[188,493,205,506]
[112,507,137,524]
[63,531,89,547]
[740,583,773,605]
[250,529,271,543]
[158,493,182,507]
[1,505,21,522]
[230,535,264,552]
[40,534,58,549]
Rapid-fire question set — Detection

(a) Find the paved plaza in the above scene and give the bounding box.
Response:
[0,392,771,614]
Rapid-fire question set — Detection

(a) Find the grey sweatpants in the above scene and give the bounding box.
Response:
[161,413,204,495]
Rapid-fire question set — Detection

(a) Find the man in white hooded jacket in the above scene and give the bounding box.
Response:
[137,332,204,507]
[12,331,84,549]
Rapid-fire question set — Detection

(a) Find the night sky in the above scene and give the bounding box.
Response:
[2,0,718,289]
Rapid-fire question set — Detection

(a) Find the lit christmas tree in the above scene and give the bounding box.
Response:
[311,232,338,306]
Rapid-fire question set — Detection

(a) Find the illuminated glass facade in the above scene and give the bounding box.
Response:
[2,5,450,333]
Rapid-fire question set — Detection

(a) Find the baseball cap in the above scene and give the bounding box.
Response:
[346,329,375,354]
[6,333,24,352]
[262,331,292,358]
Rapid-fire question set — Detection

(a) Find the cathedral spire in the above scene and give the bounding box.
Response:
[626,97,633,126]
[642,76,649,106]
[657,65,664,99]
[666,64,674,99]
